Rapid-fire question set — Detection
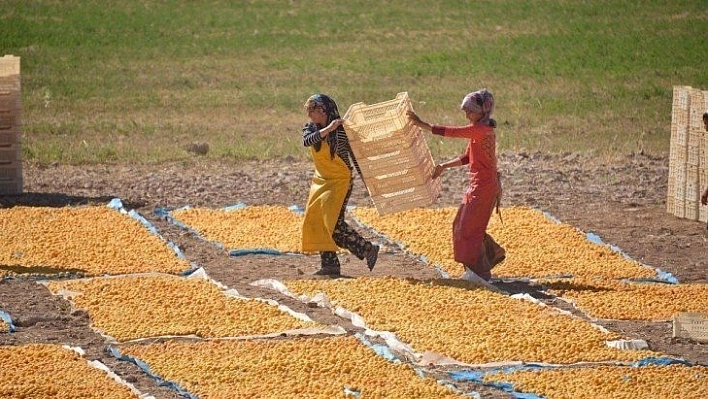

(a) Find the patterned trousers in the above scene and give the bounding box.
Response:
[320,182,374,269]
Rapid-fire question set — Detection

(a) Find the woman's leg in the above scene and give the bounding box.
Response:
[453,203,487,267]
[332,218,379,270]
[331,182,379,270]
[453,188,498,280]
[461,234,503,282]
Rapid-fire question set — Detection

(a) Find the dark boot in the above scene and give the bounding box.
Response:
[313,267,341,276]
[314,251,341,276]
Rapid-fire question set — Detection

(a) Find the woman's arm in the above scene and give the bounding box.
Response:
[432,157,464,179]
[407,110,490,139]
[302,119,343,146]
[430,123,491,140]
[407,110,433,132]
[302,123,323,147]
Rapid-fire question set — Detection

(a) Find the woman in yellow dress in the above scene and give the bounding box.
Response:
[301,94,379,276]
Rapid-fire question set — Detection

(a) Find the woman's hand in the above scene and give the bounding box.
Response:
[407,110,422,124]
[432,164,445,179]
[408,110,433,132]
[321,118,343,137]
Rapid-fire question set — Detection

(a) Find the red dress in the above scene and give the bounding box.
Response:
[431,123,504,280]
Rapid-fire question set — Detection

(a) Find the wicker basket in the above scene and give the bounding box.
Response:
[0,130,20,147]
[667,86,707,222]
[673,312,708,343]
[370,181,441,215]
[343,92,440,214]
[0,55,21,195]
[0,161,22,195]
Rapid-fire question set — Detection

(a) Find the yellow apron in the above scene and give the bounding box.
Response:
[301,141,352,253]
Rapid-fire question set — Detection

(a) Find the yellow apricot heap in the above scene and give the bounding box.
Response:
[484,364,708,399]
[543,278,708,320]
[0,206,189,276]
[285,277,657,365]
[352,206,461,274]
[121,336,466,398]
[0,344,138,399]
[350,206,657,280]
[47,274,318,342]
[171,205,303,253]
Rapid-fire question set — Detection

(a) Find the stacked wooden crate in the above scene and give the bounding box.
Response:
[667,86,707,223]
[343,92,440,215]
[0,55,22,195]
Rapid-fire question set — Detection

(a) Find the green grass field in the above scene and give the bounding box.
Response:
[1,0,706,164]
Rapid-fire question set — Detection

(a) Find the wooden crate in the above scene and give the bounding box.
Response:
[0,90,21,134]
[370,181,441,215]
[688,89,705,129]
[344,92,410,128]
[0,144,21,163]
[670,86,690,137]
[0,56,21,128]
[672,86,691,109]
[0,55,21,195]
[0,179,21,195]
[701,164,708,223]
[0,161,22,195]
[0,130,21,147]
[0,110,21,130]
[349,119,419,156]
[344,92,440,214]
[668,161,687,218]
[687,129,703,167]
[0,83,21,112]
[685,165,700,220]
[356,132,431,175]
[668,85,707,222]
[0,91,21,108]
[365,157,435,197]
[673,312,708,343]
[0,55,20,77]
[0,161,21,179]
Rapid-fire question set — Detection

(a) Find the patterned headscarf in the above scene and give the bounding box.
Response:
[306,94,343,159]
[460,88,496,127]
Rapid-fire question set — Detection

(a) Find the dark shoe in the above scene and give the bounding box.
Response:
[484,235,506,268]
[313,267,341,276]
[491,253,506,267]
[365,244,379,271]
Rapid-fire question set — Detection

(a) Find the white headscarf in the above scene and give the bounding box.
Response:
[461,88,496,127]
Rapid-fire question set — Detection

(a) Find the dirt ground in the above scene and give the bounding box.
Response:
[0,152,706,398]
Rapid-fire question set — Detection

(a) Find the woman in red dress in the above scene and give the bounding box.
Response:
[408,88,505,282]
